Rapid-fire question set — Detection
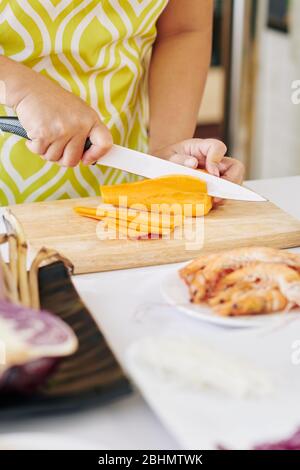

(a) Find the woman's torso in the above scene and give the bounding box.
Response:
[0,0,168,205]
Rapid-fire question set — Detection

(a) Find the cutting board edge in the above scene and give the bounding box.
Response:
[48,233,300,275]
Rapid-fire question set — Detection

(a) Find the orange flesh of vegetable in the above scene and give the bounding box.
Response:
[74,175,212,239]
[100,175,213,217]
[74,206,182,229]
[102,175,208,193]
[74,207,174,235]
[102,218,155,239]
[110,218,172,235]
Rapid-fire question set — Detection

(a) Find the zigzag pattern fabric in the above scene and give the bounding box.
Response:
[0,0,168,205]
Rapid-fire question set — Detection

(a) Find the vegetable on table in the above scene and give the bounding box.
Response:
[101,217,169,239]
[74,205,182,236]
[75,175,213,239]
[74,205,182,229]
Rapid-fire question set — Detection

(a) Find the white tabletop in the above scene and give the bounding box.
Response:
[1,176,300,450]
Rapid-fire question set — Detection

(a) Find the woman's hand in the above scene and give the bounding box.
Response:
[150,139,245,204]
[151,138,245,184]
[7,61,112,167]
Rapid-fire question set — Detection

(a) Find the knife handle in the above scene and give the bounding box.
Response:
[0,116,92,152]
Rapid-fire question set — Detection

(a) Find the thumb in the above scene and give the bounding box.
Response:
[82,123,113,165]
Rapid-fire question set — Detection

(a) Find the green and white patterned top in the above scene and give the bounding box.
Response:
[0,0,168,205]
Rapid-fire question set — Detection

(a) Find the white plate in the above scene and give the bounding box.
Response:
[161,270,300,328]
[0,433,103,450]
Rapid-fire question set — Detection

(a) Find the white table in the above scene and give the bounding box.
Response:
[0,176,300,449]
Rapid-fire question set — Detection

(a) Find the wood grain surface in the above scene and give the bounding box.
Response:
[8,197,300,274]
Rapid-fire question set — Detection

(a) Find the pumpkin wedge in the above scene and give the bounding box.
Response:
[100,175,213,217]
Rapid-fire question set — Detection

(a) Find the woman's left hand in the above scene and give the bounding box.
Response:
[150,139,245,189]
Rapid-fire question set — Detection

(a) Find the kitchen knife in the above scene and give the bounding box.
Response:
[0,116,266,202]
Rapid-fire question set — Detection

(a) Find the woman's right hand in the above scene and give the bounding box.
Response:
[1,57,113,166]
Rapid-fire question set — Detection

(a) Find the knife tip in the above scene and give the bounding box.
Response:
[256,195,268,203]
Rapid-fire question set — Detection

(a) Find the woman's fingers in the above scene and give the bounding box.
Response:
[42,138,68,163]
[59,135,86,167]
[25,122,113,167]
[169,153,199,169]
[82,123,113,165]
[213,197,226,207]
[200,139,227,176]
[26,138,50,156]
[152,140,244,191]
[13,66,113,168]
[219,158,245,184]
[168,139,227,175]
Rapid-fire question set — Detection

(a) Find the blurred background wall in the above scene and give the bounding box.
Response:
[196,0,300,180]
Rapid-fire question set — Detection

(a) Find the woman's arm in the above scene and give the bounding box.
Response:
[0,56,28,107]
[0,56,112,166]
[148,0,214,153]
[148,2,244,188]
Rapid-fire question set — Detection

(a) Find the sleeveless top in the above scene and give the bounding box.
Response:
[0,0,168,205]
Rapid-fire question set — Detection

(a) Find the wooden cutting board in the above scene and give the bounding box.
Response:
[8,197,300,274]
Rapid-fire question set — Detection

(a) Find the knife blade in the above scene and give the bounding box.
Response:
[0,116,266,201]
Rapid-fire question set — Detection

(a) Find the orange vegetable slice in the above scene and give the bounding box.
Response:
[100,175,212,217]
[74,205,183,229]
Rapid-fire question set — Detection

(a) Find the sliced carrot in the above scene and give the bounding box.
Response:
[74,207,101,221]
[74,205,182,229]
[103,218,152,239]
[115,218,173,236]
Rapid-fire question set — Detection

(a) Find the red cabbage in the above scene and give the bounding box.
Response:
[0,300,77,393]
